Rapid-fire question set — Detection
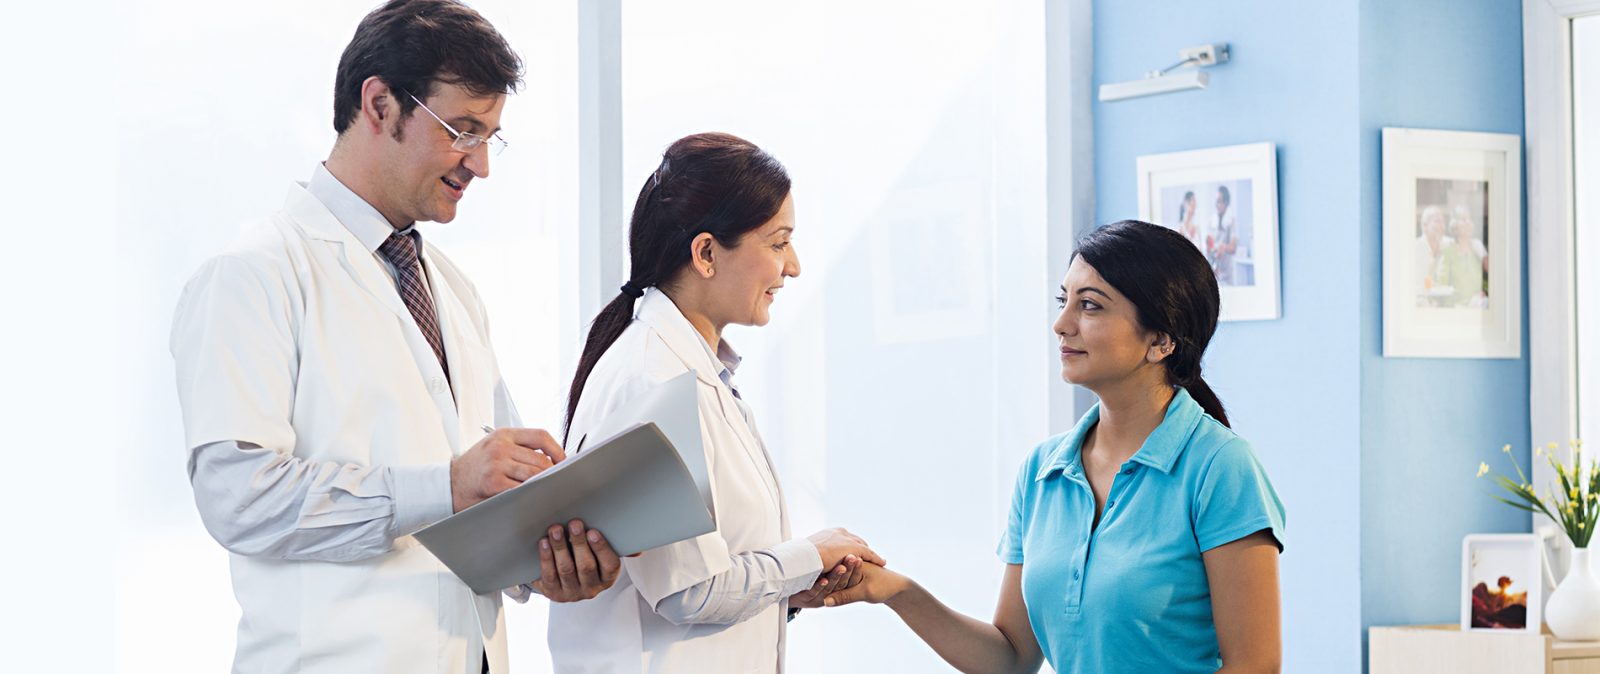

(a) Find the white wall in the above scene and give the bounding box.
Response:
[619,1,1055,671]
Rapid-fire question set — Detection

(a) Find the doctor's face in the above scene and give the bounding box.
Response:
[378,83,505,225]
[707,193,801,329]
[1052,258,1165,390]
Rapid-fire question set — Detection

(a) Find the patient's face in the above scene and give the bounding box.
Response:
[708,193,801,328]
[1052,258,1159,389]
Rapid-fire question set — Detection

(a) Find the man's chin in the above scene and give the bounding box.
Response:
[425,204,459,224]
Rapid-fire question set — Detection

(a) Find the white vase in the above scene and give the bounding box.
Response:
[1547,547,1600,641]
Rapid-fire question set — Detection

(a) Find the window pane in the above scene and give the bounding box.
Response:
[621,2,1052,670]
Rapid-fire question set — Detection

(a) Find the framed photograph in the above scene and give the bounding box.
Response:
[1461,534,1542,633]
[1136,142,1280,322]
[1382,128,1522,358]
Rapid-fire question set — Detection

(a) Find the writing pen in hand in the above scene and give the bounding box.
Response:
[480,424,581,461]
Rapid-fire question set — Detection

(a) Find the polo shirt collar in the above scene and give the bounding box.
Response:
[1035,387,1204,481]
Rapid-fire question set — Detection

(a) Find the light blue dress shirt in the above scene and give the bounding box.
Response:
[998,387,1285,674]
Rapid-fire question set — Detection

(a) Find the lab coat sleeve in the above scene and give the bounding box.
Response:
[651,538,823,626]
[187,440,450,561]
[172,254,453,562]
[570,342,736,607]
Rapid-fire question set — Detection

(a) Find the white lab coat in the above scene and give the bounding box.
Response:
[170,183,512,674]
[547,288,801,673]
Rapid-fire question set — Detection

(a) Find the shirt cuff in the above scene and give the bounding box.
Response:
[390,463,453,537]
[773,538,827,597]
[504,583,535,604]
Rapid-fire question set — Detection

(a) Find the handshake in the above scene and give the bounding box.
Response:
[792,528,909,610]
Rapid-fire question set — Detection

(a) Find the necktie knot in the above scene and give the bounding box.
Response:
[378,232,421,269]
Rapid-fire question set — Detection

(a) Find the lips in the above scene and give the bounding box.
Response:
[440,176,466,200]
[1060,346,1086,358]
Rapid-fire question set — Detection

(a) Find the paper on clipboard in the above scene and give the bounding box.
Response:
[580,371,713,520]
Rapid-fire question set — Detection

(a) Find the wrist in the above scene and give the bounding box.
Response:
[882,576,921,611]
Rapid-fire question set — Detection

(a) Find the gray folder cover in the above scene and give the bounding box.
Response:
[415,373,714,594]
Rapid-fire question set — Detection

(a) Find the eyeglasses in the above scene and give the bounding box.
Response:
[407,93,508,156]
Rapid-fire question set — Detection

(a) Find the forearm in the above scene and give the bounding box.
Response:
[886,582,1038,674]
[652,538,822,625]
[189,441,451,562]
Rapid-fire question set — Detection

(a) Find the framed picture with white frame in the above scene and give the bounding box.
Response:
[1382,127,1522,359]
[1136,142,1281,322]
[1461,534,1542,634]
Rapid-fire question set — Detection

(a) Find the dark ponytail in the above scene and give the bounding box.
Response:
[563,133,792,441]
[1072,220,1230,427]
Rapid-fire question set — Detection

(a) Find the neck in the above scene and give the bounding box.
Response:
[1088,372,1176,462]
[325,145,409,230]
[660,286,724,350]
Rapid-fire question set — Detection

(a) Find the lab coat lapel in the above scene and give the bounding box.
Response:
[285,184,408,321]
[283,184,462,455]
[636,290,784,516]
[419,246,470,452]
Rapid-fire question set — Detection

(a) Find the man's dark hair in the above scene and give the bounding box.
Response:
[332,0,523,135]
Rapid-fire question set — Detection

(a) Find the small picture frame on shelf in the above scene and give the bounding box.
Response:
[1461,533,1542,634]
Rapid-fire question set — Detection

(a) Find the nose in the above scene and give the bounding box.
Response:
[462,143,491,180]
[784,242,802,278]
[1053,303,1074,337]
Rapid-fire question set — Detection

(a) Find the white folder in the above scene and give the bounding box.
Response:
[414,372,713,594]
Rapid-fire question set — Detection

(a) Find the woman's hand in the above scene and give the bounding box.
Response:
[788,555,863,609]
[820,560,912,607]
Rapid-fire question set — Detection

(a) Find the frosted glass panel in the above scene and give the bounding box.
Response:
[620,2,1054,670]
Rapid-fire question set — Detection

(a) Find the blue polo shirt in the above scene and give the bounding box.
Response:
[998,388,1285,674]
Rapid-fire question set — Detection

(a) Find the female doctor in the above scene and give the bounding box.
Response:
[547,132,880,673]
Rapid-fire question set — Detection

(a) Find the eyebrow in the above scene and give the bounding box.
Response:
[448,115,499,135]
[1062,284,1111,300]
[768,226,795,236]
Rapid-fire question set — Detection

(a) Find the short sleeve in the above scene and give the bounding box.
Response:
[995,454,1035,564]
[1193,439,1285,553]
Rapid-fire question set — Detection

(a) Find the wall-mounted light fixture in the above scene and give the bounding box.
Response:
[1098,43,1230,102]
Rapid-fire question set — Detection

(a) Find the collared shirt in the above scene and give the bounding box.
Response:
[998,388,1285,674]
[185,164,452,563]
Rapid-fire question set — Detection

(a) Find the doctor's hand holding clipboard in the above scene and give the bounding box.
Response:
[452,423,625,603]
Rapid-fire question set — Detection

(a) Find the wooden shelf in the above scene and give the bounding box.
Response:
[1370,624,1600,674]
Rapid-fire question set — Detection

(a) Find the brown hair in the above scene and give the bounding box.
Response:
[332,0,522,135]
[564,133,792,440]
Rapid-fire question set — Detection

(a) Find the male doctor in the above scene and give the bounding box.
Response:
[170,2,619,672]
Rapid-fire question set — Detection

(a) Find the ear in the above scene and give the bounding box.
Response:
[358,76,396,136]
[688,232,717,279]
[1145,333,1176,364]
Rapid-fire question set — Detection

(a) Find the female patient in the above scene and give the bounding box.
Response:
[826,220,1285,674]
[547,132,878,673]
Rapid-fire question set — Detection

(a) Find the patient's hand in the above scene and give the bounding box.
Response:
[821,561,911,608]
[788,554,865,609]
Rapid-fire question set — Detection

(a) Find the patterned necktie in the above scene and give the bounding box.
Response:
[377,231,450,382]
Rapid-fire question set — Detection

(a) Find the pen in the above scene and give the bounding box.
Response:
[480,424,495,434]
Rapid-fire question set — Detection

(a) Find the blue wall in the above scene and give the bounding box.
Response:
[1093,1,1527,671]
[1357,0,1530,641]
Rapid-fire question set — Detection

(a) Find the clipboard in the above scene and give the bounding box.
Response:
[414,373,714,594]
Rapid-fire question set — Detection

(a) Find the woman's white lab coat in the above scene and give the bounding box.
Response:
[547,288,811,673]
